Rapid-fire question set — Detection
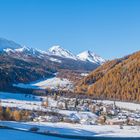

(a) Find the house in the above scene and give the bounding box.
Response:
[63,113,80,123]
[106,118,127,125]
[34,115,60,123]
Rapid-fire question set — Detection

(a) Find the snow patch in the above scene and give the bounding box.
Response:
[13,77,73,90]
[49,57,62,63]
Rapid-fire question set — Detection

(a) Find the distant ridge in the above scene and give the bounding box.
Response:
[1,38,105,65]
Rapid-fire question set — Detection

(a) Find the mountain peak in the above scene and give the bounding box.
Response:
[0,38,22,51]
[49,45,61,50]
[48,45,77,60]
[77,50,105,65]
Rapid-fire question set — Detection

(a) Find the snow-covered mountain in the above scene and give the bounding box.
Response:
[0,38,106,89]
[0,38,105,65]
[48,45,77,60]
[77,50,105,65]
[0,38,22,51]
[48,46,105,65]
[4,46,48,58]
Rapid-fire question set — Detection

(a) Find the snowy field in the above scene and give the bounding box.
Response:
[13,77,73,90]
[1,121,140,138]
[100,100,140,111]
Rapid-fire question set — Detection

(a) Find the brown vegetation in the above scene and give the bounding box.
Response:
[57,69,87,83]
[0,106,31,121]
[76,51,140,102]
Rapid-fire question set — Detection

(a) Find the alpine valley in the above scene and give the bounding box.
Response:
[1,38,140,139]
[0,38,105,91]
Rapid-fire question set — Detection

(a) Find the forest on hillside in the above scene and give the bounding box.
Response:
[76,51,140,102]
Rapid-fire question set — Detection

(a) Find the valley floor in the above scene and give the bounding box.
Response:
[1,91,140,138]
[13,76,73,91]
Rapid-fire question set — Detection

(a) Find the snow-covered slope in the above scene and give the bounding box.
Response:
[13,77,73,91]
[0,37,105,64]
[48,46,105,64]
[48,45,77,60]
[0,37,105,67]
[0,38,47,58]
[77,50,105,65]
[4,46,48,58]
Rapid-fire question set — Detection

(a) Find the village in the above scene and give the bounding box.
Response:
[31,95,140,127]
[1,92,139,127]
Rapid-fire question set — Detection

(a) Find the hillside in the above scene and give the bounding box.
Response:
[76,51,140,102]
[0,38,105,90]
[0,54,56,89]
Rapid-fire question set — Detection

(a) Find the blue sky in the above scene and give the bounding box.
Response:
[0,0,140,59]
